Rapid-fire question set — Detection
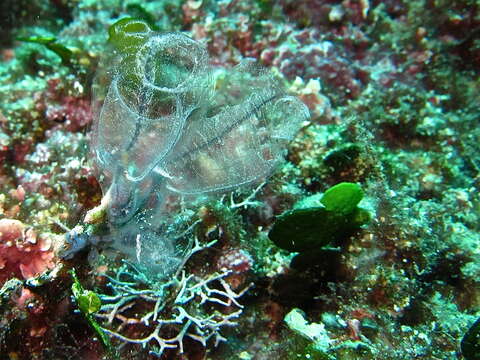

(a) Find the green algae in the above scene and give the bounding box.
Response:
[320,182,363,214]
[268,183,370,253]
[17,36,73,64]
[71,269,116,357]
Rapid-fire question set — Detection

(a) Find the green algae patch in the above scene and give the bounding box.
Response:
[77,289,101,314]
[268,182,369,253]
[320,182,363,214]
[269,207,348,252]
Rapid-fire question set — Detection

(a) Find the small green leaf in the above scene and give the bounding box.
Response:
[17,36,56,45]
[78,290,101,314]
[45,42,73,64]
[320,182,363,215]
[269,183,370,254]
[17,36,73,64]
[70,269,117,358]
[71,270,101,314]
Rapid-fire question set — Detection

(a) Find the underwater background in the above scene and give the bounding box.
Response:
[0,0,479,359]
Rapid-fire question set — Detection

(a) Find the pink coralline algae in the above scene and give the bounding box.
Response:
[0,218,55,284]
[260,28,368,100]
[34,78,92,132]
[191,13,261,65]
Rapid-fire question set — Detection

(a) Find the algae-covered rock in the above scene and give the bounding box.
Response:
[323,143,361,171]
[268,182,369,253]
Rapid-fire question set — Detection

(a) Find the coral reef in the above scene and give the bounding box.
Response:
[0,0,479,359]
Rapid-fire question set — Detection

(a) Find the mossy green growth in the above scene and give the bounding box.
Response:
[461,316,480,360]
[268,182,369,253]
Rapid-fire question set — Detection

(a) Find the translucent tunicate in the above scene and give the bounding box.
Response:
[91,25,308,276]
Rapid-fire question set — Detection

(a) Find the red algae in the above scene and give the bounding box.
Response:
[0,218,55,284]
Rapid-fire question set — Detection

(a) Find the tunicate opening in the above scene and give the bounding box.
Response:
[136,33,207,93]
